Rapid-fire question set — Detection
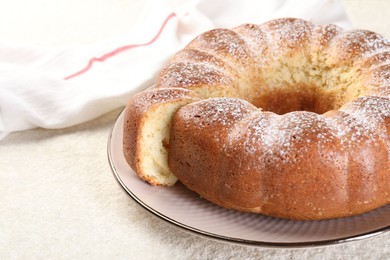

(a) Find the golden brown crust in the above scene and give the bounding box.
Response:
[168,98,259,204]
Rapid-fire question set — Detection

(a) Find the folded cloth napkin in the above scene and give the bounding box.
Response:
[0,0,351,139]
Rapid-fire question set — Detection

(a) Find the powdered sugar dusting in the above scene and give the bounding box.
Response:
[312,24,342,50]
[359,51,390,69]
[185,28,255,79]
[158,62,231,88]
[188,98,257,128]
[173,49,227,69]
[262,18,312,54]
[193,29,250,60]
[233,23,270,65]
[353,30,390,56]
[340,96,389,141]
[332,30,390,62]
[364,64,390,87]
[134,88,195,106]
[243,112,337,163]
[326,112,378,148]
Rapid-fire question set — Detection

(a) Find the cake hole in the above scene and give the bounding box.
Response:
[251,85,341,115]
[242,61,363,115]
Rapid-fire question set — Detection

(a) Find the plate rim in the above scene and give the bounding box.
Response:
[108,107,390,248]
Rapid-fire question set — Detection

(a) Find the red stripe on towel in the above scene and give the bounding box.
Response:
[64,12,177,80]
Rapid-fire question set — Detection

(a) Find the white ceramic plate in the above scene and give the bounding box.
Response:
[108,109,390,248]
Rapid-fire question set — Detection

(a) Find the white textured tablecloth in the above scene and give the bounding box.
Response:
[1,0,389,259]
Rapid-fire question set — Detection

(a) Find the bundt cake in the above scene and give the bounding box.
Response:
[123,18,390,220]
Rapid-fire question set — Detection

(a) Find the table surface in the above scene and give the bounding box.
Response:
[1,0,389,259]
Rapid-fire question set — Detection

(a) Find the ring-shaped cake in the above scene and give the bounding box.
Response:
[123,18,389,220]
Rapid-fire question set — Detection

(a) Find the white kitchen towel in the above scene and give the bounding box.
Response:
[0,0,351,139]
